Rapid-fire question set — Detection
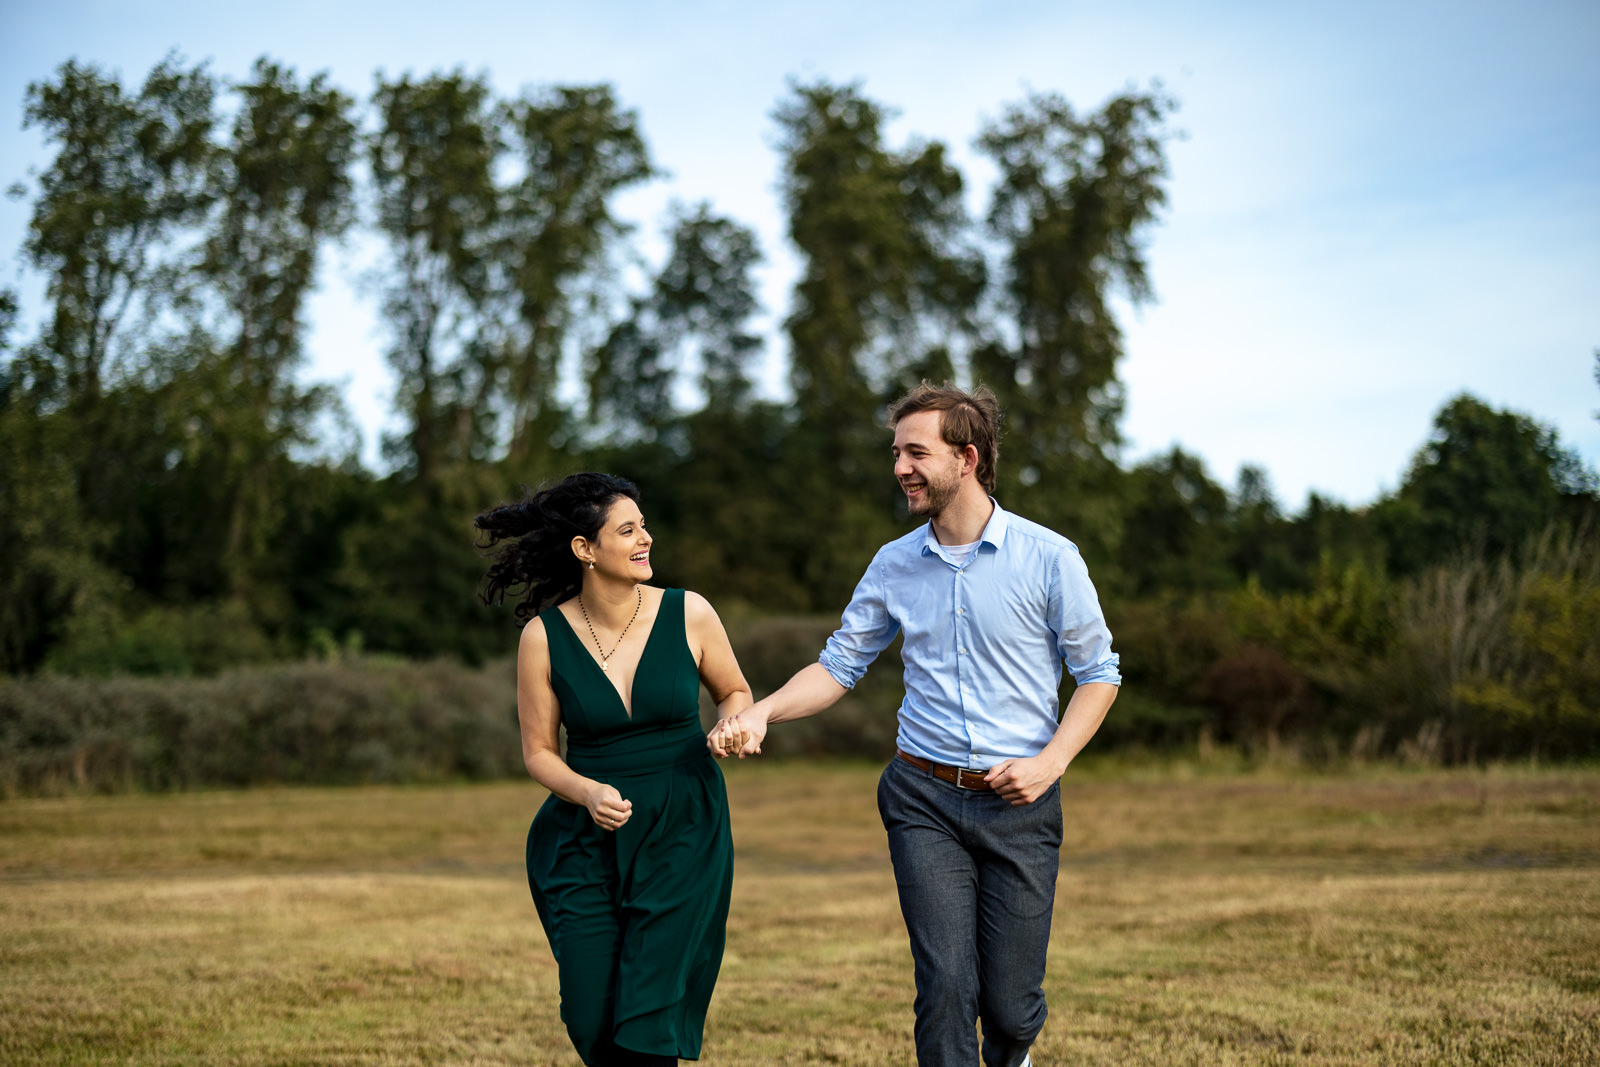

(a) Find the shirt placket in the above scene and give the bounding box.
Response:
[953,558,976,766]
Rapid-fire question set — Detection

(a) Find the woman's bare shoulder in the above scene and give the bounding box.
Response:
[519,613,550,652]
[681,589,731,631]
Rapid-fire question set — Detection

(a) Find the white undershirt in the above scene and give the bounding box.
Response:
[942,540,980,567]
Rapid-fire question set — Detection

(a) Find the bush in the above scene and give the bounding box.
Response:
[1197,643,1313,746]
[43,600,278,677]
[11,531,1595,798]
[1111,595,1235,708]
[1453,573,1600,758]
[1391,525,1600,760]
[0,657,520,796]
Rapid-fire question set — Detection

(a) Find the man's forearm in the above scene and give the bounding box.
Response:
[1039,681,1118,773]
[753,662,850,724]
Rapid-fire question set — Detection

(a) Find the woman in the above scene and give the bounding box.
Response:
[476,473,751,1066]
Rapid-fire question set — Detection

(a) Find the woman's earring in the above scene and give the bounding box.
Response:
[587,561,594,569]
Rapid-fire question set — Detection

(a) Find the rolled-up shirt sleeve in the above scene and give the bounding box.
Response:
[1050,544,1121,687]
[819,554,902,689]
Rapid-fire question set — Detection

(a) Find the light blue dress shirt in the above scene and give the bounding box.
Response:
[818,501,1121,769]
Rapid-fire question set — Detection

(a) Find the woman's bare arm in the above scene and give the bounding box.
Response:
[517,618,633,830]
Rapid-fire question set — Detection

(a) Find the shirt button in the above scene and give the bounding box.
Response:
[956,608,965,615]
[958,647,967,654]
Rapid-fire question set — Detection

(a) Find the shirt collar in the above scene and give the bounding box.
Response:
[919,498,1010,556]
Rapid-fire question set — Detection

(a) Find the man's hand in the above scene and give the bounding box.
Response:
[984,753,1064,806]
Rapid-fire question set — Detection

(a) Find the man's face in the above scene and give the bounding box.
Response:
[892,410,965,518]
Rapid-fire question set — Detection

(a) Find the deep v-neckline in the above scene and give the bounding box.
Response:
[555,593,664,719]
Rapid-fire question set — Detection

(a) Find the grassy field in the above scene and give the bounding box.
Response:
[2,757,1597,1065]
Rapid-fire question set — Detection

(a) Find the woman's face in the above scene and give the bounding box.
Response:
[584,496,653,582]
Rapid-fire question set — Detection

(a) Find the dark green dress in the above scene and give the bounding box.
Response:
[527,588,733,1064]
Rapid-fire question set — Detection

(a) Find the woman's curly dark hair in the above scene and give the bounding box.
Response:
[475,473,641,622]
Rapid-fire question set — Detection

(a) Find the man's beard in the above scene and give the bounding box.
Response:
[906,469,960,517]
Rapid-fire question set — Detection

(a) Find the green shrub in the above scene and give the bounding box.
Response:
[43,600,277,677]
[0,658,520,796]
[1110,595,1235,708]
[1196,642,1313,745]
[11,537,1596,799]
[1453,574,1600,758]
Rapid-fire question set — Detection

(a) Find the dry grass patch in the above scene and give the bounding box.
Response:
[2,760,1597,1064]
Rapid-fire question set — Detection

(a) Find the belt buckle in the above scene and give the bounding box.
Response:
[954,767,970,789]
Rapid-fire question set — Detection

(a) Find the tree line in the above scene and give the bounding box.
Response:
[2,55,1596,764]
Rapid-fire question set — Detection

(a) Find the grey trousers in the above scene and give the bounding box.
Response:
[877,755,1063,1067]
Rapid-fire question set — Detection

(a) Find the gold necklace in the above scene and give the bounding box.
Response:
[578,587,642,671]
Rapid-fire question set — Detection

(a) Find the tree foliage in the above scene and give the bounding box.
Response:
[776,81,983,445]
[20,55,215,405]
[499,84,654,460]
[976,88,1175,556]
[773,81,985,602]
[590,203,763,441]
[1376,393,1597,574]
[199,59,358,601]
[369,70,499,486]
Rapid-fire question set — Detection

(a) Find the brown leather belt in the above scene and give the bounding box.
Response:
[896,749,994,791]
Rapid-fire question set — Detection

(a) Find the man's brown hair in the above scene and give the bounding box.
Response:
[886,381,1002,494]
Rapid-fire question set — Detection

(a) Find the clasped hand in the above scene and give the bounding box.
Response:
[706,711,766,759]
[586,783,632,831]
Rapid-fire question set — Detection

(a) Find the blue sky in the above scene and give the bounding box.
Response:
[3,0,1597,508]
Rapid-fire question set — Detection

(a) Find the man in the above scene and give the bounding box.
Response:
[708,382,1120,1067]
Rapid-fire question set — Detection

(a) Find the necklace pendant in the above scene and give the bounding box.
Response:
[578,588,640,677]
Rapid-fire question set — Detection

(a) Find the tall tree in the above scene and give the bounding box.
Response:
[369,70,498,487]
[657,204,764,414]
[1228,464,1306,591]
[584,206,787,608]
[204,59,356,387]
[0,290,16,357]
[774,81,984,601]
[498,84,654,462]
[1116,447,1233,597]
[976,88,1174,554]
[589,203,762,441]
[1376,393,1599,574]
[3,58,215,672]
[776,80,984,450]
[20,56,215,407]
[1592,350,1599,424]
[197,58,357,600]
[0,287,56,671]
